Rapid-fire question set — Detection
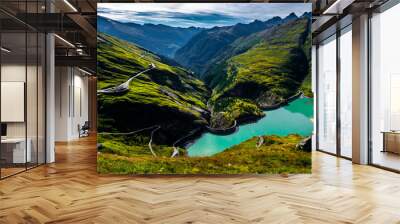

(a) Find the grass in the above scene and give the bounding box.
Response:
[300,30,312,98]
[300,72,312,97]
[97,33,210,136]
[98,34,208,110]
[98,134,186,158]
[97,135,311,174]
[207,18,310,104]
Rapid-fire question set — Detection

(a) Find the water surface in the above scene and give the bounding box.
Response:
[187,98,314,157]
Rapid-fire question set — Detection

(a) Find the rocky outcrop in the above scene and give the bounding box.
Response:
[257,91,303,110]
[209,112,234,129]
[206,120,237,135]
[256,91,284,109]
[296,136,312,152]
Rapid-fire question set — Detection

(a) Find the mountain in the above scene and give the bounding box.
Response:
[174,14,298,77]
[204,16,311,127]
[97,33,210,143]
[98,16,204,58]
[97,12,311,130]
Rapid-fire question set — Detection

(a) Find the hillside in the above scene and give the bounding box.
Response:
[98,134,311,174]
[209,17,310,100]
[174,13,299,77]
[97,33,210,143]
[98,16,204,58]
[203,16,311,128]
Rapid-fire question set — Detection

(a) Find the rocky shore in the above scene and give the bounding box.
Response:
[206,120,238,135]
[259,91,303,110]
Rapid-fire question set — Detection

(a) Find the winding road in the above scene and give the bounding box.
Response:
[98,125,161,157]
[98,125,159,136]
[98,63,156,94]
[148,125,161,157]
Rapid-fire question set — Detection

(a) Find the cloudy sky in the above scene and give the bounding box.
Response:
[98,3,311,28]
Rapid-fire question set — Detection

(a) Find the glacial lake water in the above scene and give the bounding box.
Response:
[187,97,314,157]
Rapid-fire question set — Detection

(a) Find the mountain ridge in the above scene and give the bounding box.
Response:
[173,13,301,77]
[202,16,311,128]
[98,16,205,58]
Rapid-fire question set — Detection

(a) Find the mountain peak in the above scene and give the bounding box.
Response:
[266,16,282,24]
[249,19,264,27]
[270,16,282,20]
[301,12,312,19]
[285,12,298,20]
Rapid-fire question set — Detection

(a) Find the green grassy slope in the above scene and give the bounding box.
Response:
[98,135,311,174]
[300,30,312,97]
[208,18,310,102]
[203,18,311,127]
[97,33,210,143]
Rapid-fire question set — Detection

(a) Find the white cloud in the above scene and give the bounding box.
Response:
[98,3,311,28]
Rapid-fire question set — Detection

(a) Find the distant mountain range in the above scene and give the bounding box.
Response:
[98,16,205,58]
[99,13,310,70]
[174,12,308,76]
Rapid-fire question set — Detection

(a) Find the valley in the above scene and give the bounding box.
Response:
[97,12,312,174]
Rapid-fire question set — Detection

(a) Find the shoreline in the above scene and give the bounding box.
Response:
[206,91,305,135]
[182,93,312,153]
[259,91,303,111]
[205,120,237,135]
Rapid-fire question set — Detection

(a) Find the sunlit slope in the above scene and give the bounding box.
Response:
[174,15,290,76]
[98,134,311,174]
[198,17,310,128]
[207,17,311,104]
[97,33,210,143]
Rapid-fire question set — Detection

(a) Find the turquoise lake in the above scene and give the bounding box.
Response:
[187,98,314,157]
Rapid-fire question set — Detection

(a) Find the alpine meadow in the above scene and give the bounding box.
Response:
[97,3,314,174]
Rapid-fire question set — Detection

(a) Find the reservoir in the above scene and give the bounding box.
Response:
[187,97,314,157]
